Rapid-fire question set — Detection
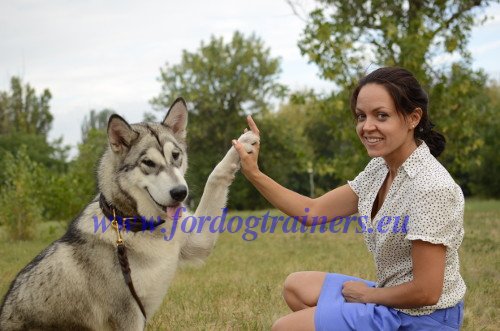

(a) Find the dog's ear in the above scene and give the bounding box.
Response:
[107,114,139,154]
[163,97,188,139]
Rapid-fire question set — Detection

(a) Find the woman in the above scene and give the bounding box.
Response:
[232,67,465,331]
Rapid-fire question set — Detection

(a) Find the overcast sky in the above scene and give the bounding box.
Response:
[1,0,500,157]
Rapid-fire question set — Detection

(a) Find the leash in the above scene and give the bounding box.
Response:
[99,194,150,320]
[110,208,147,320]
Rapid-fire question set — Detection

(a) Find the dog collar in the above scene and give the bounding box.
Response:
[98,194,166,233]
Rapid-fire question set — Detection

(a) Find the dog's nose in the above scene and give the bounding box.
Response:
[170,185,187,202]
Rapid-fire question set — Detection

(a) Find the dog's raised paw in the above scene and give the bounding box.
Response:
[238,131,259,153]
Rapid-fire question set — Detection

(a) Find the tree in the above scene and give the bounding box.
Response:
[0,77,67,172]
[284,89,369,194]
[292,0,499,195]
[0,133,68,172]
[297,0,496,87]
[0,146,44,240]
[228,97,315,209]
[142,111,157,122]
[430,63,492,193]
[59,128,109,218]
[0,76,53,135]
[151,31,287,204]
[81,108,114,142]
[470,81,500,197]
[60,109,112,218]
[32,108,111,221]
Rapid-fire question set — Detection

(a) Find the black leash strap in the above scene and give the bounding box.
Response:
[99,194,147,320]
[116,242,147,319]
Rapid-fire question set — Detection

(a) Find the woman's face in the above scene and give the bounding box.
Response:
[355,83,417,159]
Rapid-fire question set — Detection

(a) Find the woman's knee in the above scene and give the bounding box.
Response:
[283,272,307,303]
[282,271,326,307]
[271,316,287,331]
[272,308,317,331]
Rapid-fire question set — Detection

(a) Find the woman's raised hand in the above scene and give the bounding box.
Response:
[232,115,261,179]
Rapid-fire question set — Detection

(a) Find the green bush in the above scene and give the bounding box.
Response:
[0,146,44,240]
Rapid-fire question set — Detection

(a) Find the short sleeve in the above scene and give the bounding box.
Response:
[405,185,464,250]
[348,170,367,198]
[348,158,382,197]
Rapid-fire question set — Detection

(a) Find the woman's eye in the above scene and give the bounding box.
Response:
[142,159,156,167]
[172,151,180,160]
[356,114,365,121]
[378,113,388,120]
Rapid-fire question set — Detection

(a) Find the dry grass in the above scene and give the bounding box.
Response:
[1,200,498,330]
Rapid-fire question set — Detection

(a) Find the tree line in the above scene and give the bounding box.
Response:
[1,0,499,240]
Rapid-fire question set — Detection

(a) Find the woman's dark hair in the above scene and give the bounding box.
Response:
[350,67,446,157]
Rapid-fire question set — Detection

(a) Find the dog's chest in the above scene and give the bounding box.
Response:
[126,233,187,312]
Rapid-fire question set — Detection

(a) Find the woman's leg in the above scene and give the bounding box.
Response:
[282,271,327,311]
[271,307,316,331]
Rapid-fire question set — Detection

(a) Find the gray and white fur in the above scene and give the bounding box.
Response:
[0,98,258,331]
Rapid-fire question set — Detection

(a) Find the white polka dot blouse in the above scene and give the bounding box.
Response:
[348,141,466,316]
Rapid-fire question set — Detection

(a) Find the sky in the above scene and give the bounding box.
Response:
[1,0,500,157]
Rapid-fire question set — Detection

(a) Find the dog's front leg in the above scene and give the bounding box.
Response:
[179,131,259,263]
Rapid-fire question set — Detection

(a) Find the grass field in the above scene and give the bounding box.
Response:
[1,199,498,330]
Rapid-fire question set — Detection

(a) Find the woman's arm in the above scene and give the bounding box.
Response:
[232,116,358,226]
[342,240,446,308]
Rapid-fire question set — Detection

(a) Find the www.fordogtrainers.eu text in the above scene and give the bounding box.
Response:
[93,208,410,241]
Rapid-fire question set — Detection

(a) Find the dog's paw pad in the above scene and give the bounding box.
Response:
[242,143,254,153]
[238,131,259,146]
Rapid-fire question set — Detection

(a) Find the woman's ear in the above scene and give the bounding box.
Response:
[411,107,423,127]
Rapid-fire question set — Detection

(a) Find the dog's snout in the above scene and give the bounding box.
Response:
[170,185,187,202]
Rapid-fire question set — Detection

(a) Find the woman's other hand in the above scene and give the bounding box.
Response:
[342,281,372,303]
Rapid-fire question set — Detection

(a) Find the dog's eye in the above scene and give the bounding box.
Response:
[172,152,180,160]
[142,159,156,167]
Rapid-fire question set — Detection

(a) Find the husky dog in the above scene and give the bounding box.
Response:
[0,98,258,331]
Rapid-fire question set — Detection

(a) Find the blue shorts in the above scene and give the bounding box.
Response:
[315,273,464,331]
